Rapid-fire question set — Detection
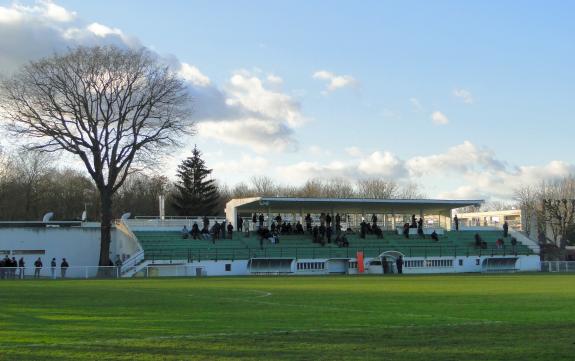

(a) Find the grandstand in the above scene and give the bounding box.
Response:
[121,197,540,276]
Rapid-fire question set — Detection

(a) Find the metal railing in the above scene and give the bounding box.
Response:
[143,244,533,263]
[540,261,575,273]
[0,264,207,280]
[0,266,121,279]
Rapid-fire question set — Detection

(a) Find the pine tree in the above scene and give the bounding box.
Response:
[172,145,220,216]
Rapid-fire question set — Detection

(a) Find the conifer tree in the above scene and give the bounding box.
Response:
[172,146,220,216]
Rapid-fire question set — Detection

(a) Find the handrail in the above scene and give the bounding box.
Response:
[120,249,145,274]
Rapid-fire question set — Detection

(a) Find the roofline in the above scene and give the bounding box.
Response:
[246,197,483,205]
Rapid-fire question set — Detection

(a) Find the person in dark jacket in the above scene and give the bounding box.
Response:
[258,213,264,228]
[227,223,233,239]
[60,258,69,278]
[396,256,404,274]
[18,257,25,279]
[237,216,244,232]
[503,221,509,238]
[34,257,42,279]
[305,213,312,233]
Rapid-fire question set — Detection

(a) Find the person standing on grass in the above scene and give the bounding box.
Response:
[50,258,57,279]
[18,257,25,279]
[60,258,69,279]
[34,257,42,278]
[396,256,404,274]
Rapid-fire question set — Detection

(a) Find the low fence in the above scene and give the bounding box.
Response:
[0,265,206,280]
[540,261,575,273]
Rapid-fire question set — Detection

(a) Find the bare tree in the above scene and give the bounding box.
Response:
[356,179,399,199]
[250,176,277,196]
[0,46,194,265]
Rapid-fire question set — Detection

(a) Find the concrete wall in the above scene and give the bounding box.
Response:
[0,226,101,267]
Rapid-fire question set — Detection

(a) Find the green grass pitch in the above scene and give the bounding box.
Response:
[1,274,574,360]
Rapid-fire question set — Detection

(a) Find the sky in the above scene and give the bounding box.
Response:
[0,0,574,201]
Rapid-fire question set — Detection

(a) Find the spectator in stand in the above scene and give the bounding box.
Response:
[221,220,227,239]
[181,225,189,239]
[411,214,417,228]
[360,220,367,239]
[34,257,42,279]
[453,215,459,231]
[396,256,404,274]
[403,223,410,239]
[431,230,439,242]
[326,213,332,228]
[258,213,264,228]
[227,223,233,239]
[511,237,518,250]
[503,221,509,238]
[271,222,277,233]
[326,225,332,243]
[203,216,210,230]
[201,225,210,240]
[275,214,282,226]
[374,225,384,239]
[295,221,304,234]
[252,213,257,230]
[237,216,244,232]
[212,221,220,243]
[50,258,57,279]
[18,257,25,279]
[305,213,312,233]
[320,213,326,227]
[371,214,377,227]
[60,258,69,278]
[474,233,483,248]
[417,218,424,238]
[191,222,200,239]
[335,213,341,229]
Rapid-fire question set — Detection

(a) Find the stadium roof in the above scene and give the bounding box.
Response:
[226,197,483,215]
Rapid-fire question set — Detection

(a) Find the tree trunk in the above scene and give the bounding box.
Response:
[99,189,113,266]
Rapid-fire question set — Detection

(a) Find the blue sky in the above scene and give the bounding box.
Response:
[1,1,574,200]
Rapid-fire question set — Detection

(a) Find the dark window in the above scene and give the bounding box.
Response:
[225,264,231,272]
[458,259,463,266]
[475,259,480,266]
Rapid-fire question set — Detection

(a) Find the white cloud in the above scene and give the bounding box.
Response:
[312,70,357,92]
[178,62,211,87]
[406,141,504,177]
[358,151,407,178]
[197,117,297,153]
[266,74,283,85]
[86,22,123,37]
[431,111,449,125]
[0,1,303,154]
[453,88,474,104]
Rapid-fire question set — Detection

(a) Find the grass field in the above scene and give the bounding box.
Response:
[1,274,574,360]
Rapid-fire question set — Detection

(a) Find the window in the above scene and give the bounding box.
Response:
[225,264,231,272]
[11,250,46,255]
[297,262,325,270]
[476,259,480,266]
[458,259,463,266]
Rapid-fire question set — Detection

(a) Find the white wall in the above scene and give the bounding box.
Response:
[0,226,101,267]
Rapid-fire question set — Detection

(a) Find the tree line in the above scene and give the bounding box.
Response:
[0,146,427,221]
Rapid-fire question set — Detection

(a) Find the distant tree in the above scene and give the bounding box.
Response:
[172,146,220,216]
[0,46,194,265]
